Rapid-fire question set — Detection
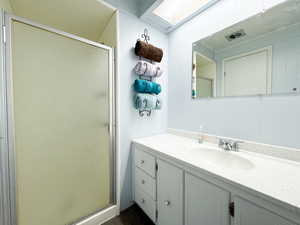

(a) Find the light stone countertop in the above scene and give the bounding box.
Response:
[133,133,300,214]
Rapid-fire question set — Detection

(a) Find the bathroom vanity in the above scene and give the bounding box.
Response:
[132,131,300,225]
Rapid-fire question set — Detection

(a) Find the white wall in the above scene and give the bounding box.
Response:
[103,0,157,17]
[99,11,118,48]
[168,0,300,149]
[118,11,168,210]
[104,0,139,15]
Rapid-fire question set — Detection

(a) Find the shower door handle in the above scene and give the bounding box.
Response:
[102,122,111,133]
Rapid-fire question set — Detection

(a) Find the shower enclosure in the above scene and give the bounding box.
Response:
[0,12,117,225]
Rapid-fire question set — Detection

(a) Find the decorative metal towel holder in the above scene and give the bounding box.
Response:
[141,28,150,43]
[138,28,153,77]
[137,28,154,117]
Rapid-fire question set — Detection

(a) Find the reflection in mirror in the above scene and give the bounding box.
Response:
[192,52,216,98]
[192,0,300,99]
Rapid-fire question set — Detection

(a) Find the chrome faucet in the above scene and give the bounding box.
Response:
[218,139,243,152]
[198,125,204,144]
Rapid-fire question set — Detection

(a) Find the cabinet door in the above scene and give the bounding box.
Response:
[157,159,183,225]
[234,196,296,225]
[185,173,230,225]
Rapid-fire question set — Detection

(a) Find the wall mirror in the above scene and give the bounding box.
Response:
[192,0,300,99]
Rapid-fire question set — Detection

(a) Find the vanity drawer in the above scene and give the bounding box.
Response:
[135,167,156,200]
[135,188,156,223]
[135,149,156,177]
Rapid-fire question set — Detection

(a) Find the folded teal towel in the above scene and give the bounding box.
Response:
[134,94,162,110]
[134,79,161,95]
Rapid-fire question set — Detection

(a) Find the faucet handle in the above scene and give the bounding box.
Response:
[198,125,204,144]
[218,139,243,151]
[218,138,226,145]
[218,139,227,149]
[232,140,244,151]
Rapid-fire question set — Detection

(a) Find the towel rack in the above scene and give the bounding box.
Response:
[137,28,152,117]
[139,110,151,117]
[135,28,160,117]
[141,28,150,43]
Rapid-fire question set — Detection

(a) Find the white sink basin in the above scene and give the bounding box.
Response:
[189,147,254,170]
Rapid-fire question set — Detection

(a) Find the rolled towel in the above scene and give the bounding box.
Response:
[134,60,163,77]
[135,40,163,63]
[134,94,162,110]
[134,79,161,95]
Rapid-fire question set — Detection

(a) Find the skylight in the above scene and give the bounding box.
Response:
[153,0,215,25]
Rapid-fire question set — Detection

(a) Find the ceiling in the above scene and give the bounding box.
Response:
[104,0,156,16]
[9,0,218,35]
[10,0,116,42]
[197,0,300,51]
[104,0,220,33]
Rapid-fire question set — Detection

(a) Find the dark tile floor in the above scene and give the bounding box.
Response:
[103,204,154,225]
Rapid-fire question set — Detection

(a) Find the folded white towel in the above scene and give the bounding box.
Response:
[134,60,163,77]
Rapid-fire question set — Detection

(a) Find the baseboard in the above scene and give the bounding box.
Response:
[76,205,118,225]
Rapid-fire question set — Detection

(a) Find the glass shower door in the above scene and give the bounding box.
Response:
[7,18,114,225]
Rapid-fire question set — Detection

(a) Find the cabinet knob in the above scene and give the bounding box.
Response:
[164,200,170,206]
[141,160,145,164]
[141,180,145,184]
[141,198,145,204]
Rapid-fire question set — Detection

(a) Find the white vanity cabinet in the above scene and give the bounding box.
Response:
[185,173,230,225]
[157,159,183,225]
[233,197,296,225]
[185,174,297,225]
[132,146,300,225]
[133,148,157,222]
[133,147,184,224]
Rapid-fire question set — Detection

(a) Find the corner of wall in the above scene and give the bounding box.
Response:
[0,0,13,13]
[98,11,118,48]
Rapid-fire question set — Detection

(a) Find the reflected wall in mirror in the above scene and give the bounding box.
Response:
[192,0,300,99]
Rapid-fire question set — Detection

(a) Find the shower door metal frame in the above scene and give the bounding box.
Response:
[0,12,117,225]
